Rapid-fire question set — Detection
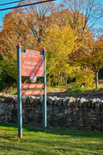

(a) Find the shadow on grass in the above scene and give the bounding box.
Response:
[0,133,102,155]
[0,122,103,139]
[0,123,103,155]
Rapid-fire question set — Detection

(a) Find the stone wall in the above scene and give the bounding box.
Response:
[0,95,103,132]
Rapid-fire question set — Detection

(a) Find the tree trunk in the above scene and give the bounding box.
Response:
[57,72,61,86]
[47,76,50,87]
[64,73,67,85]
[95,69,98,89]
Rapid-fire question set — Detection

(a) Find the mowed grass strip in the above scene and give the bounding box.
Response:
[0,123,103,155]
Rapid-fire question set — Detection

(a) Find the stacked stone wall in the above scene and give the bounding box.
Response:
[0,95,103,132]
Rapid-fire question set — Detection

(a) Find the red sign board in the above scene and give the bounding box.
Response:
[21,84,44,89]
[21,49,45,96]
[21,50,44,80]
[21,90,44,96]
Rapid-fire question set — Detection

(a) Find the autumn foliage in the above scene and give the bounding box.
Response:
[0,0,103,88]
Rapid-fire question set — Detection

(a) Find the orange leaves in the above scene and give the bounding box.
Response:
[68,26,103,88]
[0,0,102,87]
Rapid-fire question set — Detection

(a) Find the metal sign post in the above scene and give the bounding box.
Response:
[16,43,22,138]
[42,48,47,132]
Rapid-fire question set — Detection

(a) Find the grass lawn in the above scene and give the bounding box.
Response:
[0,123,103,155]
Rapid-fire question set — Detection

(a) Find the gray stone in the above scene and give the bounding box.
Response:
[48,126,53,129]
[64,108,68,114]
[78,98,86,107]
[69,118,72,122]
[2,93,9,97]
[57,98,63,106]
[73,98,79,107]
[9,104,13,110]
[101,112,103,120]
[1,95,103,132]
[2,103,9,108]
[22,109,25,115]
[57,113,63,117]
[0,109,4,115]
[90,98,97,108]
[0,93,3,96]
[54,98,59,105]
[80,83,85,88]
[101,101,103,109]
[53,96,58,100]
[67,97,76,107]
[36,97,40,104]
[82,100,89,107]
[94,101,101,109]
[29,96,36,104]
[4,96,15,104]
[47,97,53,105]
[86,100,91,108]
[68,108,72,114]
[63,97,69,106]
[5,111,11,117]
[15,97,18,103]
[0,115,5,120]
[26,96,30,104]
[22,96,28,104]
[40,96,43,104]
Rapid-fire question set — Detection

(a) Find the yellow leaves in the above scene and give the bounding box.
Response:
[40,24,77,74]
[76,67,94,87]
[0,0,100,85]
[0,30,38,79]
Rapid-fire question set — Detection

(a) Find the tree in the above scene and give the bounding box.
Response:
[75,67,94,87]
[68,33,103,88]
[0,0,55,47]
[14,0,55,43]
[0,0,100,87]
[40,24,78,86]
[0,31,37,79]
[59,0,103,31]
[0,0,55,79]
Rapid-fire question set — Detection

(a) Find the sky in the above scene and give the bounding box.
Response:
[0,0,61,27]
[0,0,19,26]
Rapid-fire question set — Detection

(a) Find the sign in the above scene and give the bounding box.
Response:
[22,90,44,96]
[21,50,44,82]
[21,84,44,89]
[16,43,47,138]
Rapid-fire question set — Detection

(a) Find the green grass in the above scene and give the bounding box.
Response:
[65,84,99,94]
[0,123,103,155]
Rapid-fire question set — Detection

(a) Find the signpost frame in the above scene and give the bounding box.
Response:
[16,44,47,137]
[42,48,47,132]
[17,43,22,138]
